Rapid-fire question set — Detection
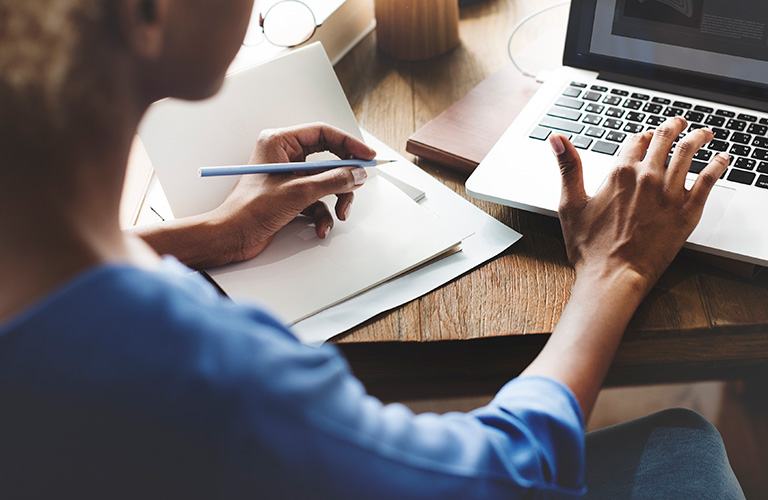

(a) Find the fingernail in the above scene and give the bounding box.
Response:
[718,152,731,163]
[351,167,367,185]
[322,225,330,238]
[549,135,565,156]
[343,201,351,220]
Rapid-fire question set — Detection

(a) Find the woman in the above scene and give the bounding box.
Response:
[0,1,744,498]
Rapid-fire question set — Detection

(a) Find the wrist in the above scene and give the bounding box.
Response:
[572,262,649,310]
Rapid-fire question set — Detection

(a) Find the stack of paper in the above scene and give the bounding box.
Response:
[138,43,521,343]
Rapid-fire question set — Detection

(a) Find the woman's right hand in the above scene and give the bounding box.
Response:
[551,116,729,296]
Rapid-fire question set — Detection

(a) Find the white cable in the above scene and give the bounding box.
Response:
[507,1,571,79]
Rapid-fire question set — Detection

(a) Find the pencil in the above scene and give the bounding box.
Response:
[199,159,395,177]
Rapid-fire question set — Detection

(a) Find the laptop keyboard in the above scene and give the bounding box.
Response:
[530,81,768,190]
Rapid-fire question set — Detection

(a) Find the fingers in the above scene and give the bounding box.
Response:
[550,134,587,211]
[302,201,334,239]
[271,123,377,162]
[617,129,653,163]
[666,127,714,186]
[335,192,354,221]
[688,152,730,208]
[293,166,366,200]
[644,117,687,168]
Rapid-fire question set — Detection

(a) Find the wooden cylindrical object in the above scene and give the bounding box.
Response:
[375,0,460,61]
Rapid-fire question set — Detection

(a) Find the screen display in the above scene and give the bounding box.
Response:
[575,0,768,88]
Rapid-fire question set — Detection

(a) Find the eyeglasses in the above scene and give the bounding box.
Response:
[242,1,321,48]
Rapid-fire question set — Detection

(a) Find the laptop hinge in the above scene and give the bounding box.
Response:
[598,71,768,114]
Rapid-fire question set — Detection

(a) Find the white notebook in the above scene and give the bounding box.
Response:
[138,43,462,323]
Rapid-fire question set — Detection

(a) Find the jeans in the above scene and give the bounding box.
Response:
[585,408,745,499]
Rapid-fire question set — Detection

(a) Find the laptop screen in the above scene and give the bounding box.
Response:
[564,0,768,102]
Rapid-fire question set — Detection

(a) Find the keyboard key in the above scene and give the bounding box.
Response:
[761,118,768,126]
[606,131,627,143]
[626,112,646,122]
[728,168,756,185]
[705,115,726,127]
[591,85,608,92]
[623,99,643,110]
[708,140,729,151]
[752,148,768,160]
[548,107,582,121]
[673,100,692,109]
[663,107,685,117]
[572,136,593,149]
[611,89,629,96]
[713,128,730,140]
[570,81,587,88]
[562,87,581,98]
[688,160,708,174]
[540,116,585,134]
[631,92,650,100]
[592,140,619,155]
[684,111,705,123]
[731,132,751,144]
[726,119,747,131]
[529,127,551,141]
[734,157,756,170]
[585,103,605,114]
[693,149,712,161]
[652,97,671,105]
[624,123,644,134]
[756,174,768,189]
[738,113,758,122]
[716,109,736,117]
[583,114,602,125]
[747,123,768,136]
[603,95,622,106]
[583,91,602,101]
[730,144,751,156]
[643,103,663,114]
[689,123,707,131]
[604,119,623,130]
[555,97,584,110]
[585,126,606,138]
[753,137,768,148]
[647,115,666,126]
[759,161,768,174]
[694,105,714,113]
[606,107,625,118]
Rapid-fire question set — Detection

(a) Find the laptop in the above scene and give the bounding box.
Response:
[466,0,768,267]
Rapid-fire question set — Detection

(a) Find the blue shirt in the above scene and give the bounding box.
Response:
[0,258,585,499]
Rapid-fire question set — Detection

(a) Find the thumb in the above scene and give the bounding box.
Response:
[550,134,587,208]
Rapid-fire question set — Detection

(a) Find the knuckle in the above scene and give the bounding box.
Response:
[674,140,696,156]
[558,157,579,176]
[697,171,718,188]
[654,125,677,140]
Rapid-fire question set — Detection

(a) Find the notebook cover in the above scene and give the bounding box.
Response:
[406,63,541,174]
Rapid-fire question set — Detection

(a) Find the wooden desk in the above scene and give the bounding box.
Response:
[331,0,768,401]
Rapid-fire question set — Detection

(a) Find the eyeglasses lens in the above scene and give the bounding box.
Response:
[262,1,317,48]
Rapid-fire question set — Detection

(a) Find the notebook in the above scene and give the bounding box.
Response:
[138,43,462,324]
[467,0,768,267]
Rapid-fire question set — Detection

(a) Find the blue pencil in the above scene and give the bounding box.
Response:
[199,159,395,177]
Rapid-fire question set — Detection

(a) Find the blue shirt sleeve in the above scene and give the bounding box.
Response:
[0,260,586,500]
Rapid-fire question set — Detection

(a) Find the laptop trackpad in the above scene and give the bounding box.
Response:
[687,179,736,244]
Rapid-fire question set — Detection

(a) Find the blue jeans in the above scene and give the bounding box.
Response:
[585,408,745,499]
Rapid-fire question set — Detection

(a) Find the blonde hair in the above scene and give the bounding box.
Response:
[0,0,101,111]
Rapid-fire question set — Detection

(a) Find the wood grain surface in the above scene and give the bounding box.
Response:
[331,0,768,400]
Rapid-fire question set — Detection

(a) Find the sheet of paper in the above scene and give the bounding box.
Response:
[207,174,461,324]
[291,131,522,345]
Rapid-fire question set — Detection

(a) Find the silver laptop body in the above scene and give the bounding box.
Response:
[467,0,768,267]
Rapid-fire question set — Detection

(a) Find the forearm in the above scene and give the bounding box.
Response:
[129,214,239,270]
[522,266,647,420]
